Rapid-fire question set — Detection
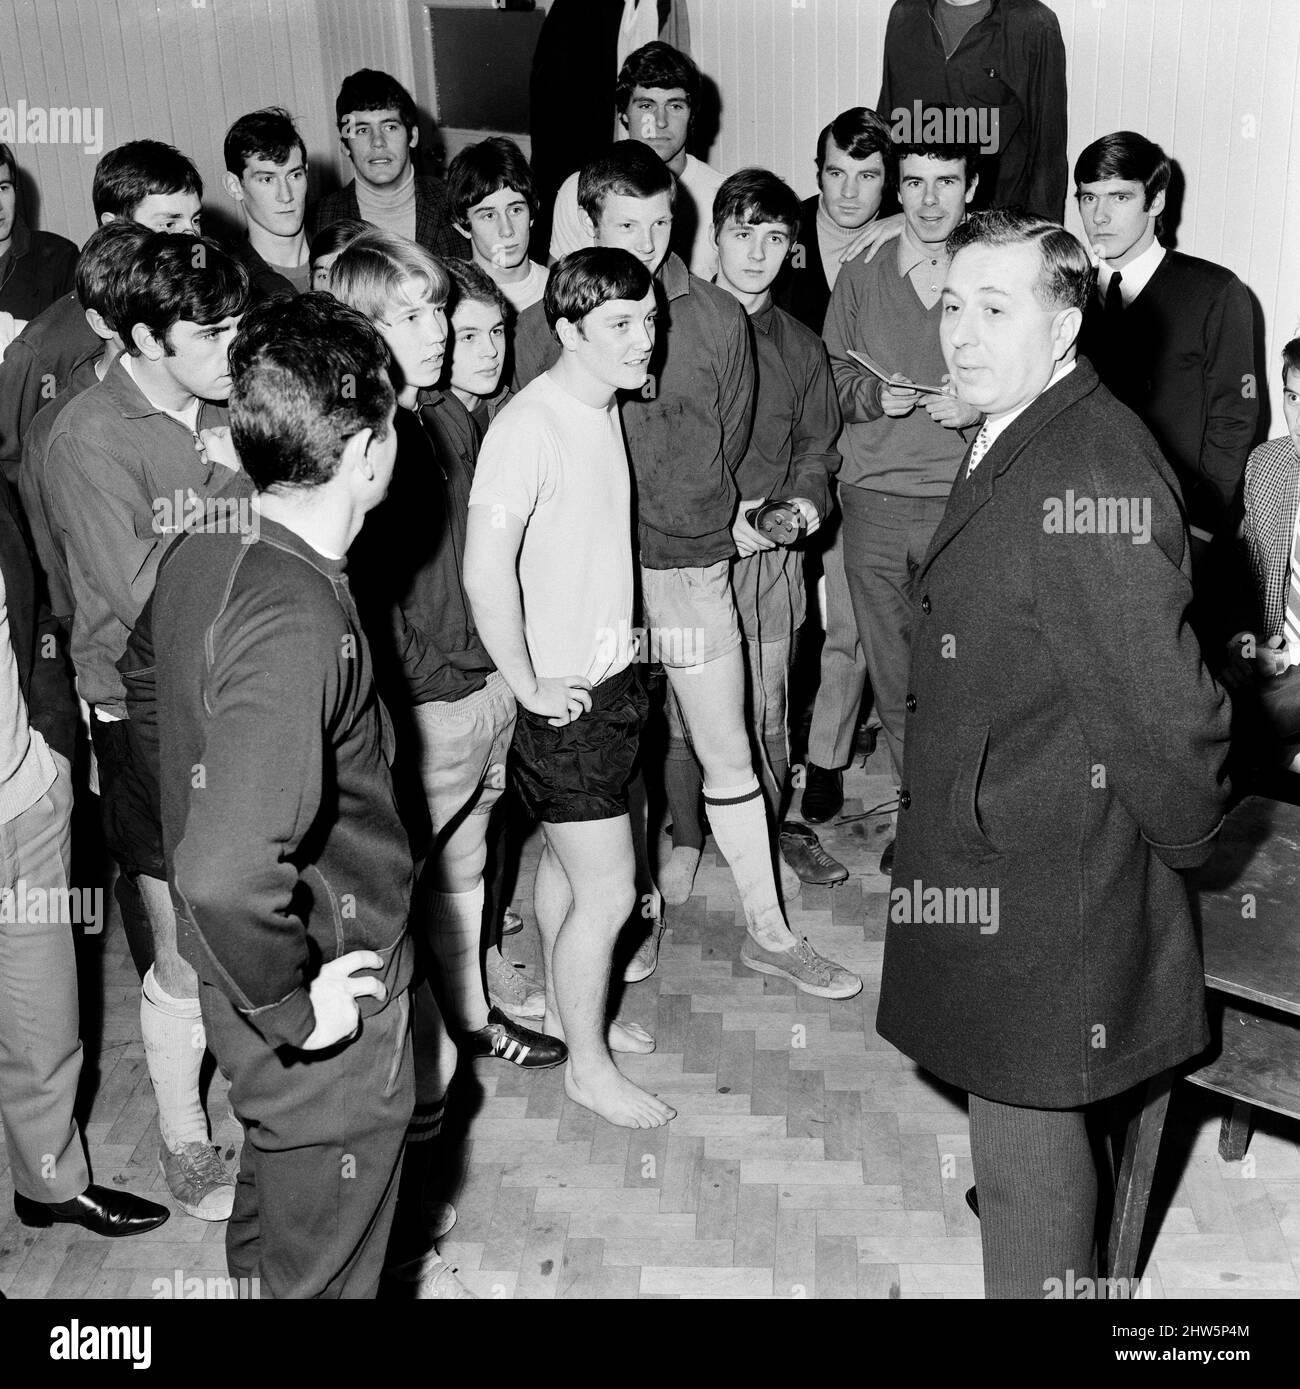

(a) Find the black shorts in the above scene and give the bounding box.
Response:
[89,715,166,880]
[510,665,648,823]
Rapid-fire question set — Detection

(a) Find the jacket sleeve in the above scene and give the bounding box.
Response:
[46,431,167,631]
[788,338,842,521]
[1198,277,1258,519]
[511,302,558,391]
[169,588,334,1049]
[0,341,48,485]
[1018,11,1069,222]
[823,264,884,424]
[1033,441,1230,870]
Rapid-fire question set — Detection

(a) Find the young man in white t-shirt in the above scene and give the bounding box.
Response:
[465,247,675,1131]
[447,137,550,314]
[548,42,723,279]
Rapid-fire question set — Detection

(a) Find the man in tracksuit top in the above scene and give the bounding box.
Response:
[153,294,414,1299]
[513,143,860,1001]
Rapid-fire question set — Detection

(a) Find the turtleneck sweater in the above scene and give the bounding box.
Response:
[816,199,871,294]
[354,163,417,242]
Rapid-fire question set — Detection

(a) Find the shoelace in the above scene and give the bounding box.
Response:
[174,1143,227,1184]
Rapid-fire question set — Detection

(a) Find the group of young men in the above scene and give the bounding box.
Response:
[1,11,1298,1303]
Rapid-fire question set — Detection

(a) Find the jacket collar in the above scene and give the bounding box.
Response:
[920,355,1100,580]
[101,354,220,427]
[3,216,32,261]
[658,252,690,302]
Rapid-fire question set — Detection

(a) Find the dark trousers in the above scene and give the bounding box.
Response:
[968,1092,1098,1299]
[200,980,413,1299]
[839,486,949,783]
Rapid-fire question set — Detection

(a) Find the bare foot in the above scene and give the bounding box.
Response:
[543,1011,656,1054]
[608,1019,655,1053]
[564,1060,675,1129]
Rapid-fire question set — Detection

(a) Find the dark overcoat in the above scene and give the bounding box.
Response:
[875,358,1232,1108]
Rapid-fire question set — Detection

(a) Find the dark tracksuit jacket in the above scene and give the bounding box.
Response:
[877,0,1069,223]
[153,518,414,1050]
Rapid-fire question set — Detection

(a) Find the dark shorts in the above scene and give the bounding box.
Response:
[89,715,166,880]
[509,664,648,823]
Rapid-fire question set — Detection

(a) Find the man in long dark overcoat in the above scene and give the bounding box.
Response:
[876,208,1232,1299]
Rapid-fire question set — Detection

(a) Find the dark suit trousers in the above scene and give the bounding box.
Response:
[839,485,948,783]
[968,1093,1098,1299]
[201,980,413,1299]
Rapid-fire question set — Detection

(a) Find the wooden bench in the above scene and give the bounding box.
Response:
[1109,795,1300,1282]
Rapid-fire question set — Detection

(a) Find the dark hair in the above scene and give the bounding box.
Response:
[947,208,1094,313]
[309,218,368,266]
[228,293,395,492]
[1073,131,1171,209]
[615,41,700,114]
[0,143,14,182]
[92,140,203,222]
[1282,338,1300,382]
[544,248,653,339]
[223,107,307,177]
[444,257,512,323]
[336,69,418,136]
[111,232,250,352]
[75,221,152,319]
[577,142,675,226]
[447,137,538,227]
[816,107,892,171]
[895,142,979,188]
[711,167,801,240]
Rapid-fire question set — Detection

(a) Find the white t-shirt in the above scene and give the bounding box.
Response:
[469,372,636,686]
[497,259,550,314]
[548,153,724,279]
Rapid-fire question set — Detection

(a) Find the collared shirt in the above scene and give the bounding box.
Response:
[733,298,842,641]
[43,356,251,712]
[896,224,950,310]
[968,359,1077,476]
[1096,239,1165,306]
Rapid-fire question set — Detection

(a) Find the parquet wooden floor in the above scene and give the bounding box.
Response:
[3,749,1298,1299]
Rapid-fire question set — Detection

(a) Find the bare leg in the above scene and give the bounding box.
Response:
[534,818,674,1129]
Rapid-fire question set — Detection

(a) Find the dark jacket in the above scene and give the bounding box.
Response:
[1078,251,1258,538]
[229,238,299,301]
[877,0,1068,222]
[773,195,833,334]
[0,291,99,487]
[43,356,247,712]
[0,477,76,762]
[876,359,1231,1108]
[0,218,78,322]
[352,393,496,708]
[17,357,102,631]
[514,253,755,569]
[154,518,414,1050]
[310,174,466,266]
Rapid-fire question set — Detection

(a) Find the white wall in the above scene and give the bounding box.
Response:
[5,0,1296,428]
[684,0,1300,433]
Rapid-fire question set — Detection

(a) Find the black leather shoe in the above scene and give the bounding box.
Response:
[15,1185,170,1238]
[458,1007,567,1068]
[800,763,843,824]
[965,1185,979,1219]
[879,837,896,875]
[779,823,849,886]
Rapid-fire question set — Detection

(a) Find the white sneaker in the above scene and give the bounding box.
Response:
[385,1251,477,1299]
[623,919,665,983]
[484,946,546,1020]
